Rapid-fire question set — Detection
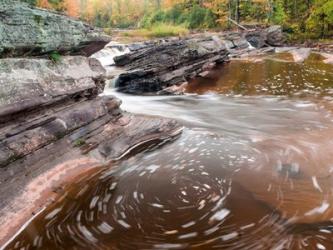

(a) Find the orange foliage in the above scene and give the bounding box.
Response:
[37,0,50,9]
[62,0,80,17]
[34,0,271,27]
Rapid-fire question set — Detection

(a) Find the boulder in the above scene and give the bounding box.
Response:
[245,32,266,48]
[0,0,111,57]
[266,25,285,47]
[245,25,285,48]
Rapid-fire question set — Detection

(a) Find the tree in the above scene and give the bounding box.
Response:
[21,0,332,39]
[306,0,333,38]
[62,0,80,17]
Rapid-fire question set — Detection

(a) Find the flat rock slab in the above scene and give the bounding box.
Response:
[0,0,110,57]
[110,26,286,95]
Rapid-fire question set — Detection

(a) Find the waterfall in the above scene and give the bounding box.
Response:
[91,41,130,67]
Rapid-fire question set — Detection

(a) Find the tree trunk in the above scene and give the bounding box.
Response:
[236,0,240,24]
[155,0,161,10]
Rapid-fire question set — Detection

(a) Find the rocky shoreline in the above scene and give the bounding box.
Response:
[0,1,182,245]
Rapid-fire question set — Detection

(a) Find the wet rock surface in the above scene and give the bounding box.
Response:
[0,0,110,57]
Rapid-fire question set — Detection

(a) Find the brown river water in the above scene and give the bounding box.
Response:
[3,53,333,250]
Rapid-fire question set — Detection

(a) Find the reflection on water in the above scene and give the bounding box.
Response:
[3,53,333,250]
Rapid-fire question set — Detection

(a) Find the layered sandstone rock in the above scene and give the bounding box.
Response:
[114,38,229,94]
[0,52,182,244]
[0,56,182,168]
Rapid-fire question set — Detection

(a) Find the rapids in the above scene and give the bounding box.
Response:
[2,52,333,250]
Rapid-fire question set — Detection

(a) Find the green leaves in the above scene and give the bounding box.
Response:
[49,51,62,63]
[140,3,217,29]
[19,0,333,40]
[306,0,333,38]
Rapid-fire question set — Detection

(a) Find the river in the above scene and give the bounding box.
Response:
[3,52,333,249]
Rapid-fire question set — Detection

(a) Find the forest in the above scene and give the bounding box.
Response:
[23,0,333,40]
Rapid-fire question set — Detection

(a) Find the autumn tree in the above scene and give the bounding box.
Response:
[306,0,333,38]
[21,0,333,39]
[62,0,80,17]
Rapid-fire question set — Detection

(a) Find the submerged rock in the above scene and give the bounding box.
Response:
[320,52,333,64]
[290,48,312,63]
[0,0,110,57]
[157,82,188,95]
[276,162,301,179]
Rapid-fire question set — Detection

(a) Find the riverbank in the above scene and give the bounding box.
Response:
[0,1,182,246]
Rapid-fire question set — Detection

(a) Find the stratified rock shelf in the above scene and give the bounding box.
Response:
[114,37,229,94]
